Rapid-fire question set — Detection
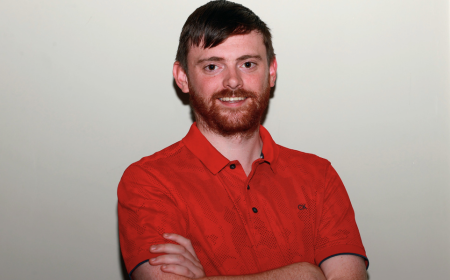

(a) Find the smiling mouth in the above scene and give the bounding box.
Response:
[218,97,247,103]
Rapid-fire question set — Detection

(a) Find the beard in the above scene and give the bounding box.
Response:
[189,79,270,138]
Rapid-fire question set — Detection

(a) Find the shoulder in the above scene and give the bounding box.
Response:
[126,140,191,173]
[119,140,192,191]
[276,144,331,173]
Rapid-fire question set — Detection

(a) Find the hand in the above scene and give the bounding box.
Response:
[149,233,206,279]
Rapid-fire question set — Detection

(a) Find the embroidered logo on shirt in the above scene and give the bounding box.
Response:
[298,204,307,210]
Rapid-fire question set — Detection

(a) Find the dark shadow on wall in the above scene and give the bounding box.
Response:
[172,78,277,125]
[118,207,130,280]
[172,79,195,123]
[119,249,129,280]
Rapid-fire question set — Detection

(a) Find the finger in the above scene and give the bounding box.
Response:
[150,244,201,267]
[163,233,200,261]
[150,253,201,269]
[150,254,204,278]
[156,233,200,262]
[160,264,195,278]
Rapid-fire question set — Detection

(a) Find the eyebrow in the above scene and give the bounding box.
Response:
[196,55,263,65]
[196,56,224,64]
[236,55,263,62]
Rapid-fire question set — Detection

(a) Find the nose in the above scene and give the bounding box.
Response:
[223,67,243,90]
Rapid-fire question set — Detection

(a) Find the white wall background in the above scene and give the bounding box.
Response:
[1,0,449,279]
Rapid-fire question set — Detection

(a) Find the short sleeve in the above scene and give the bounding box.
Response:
[314,164,369,268]
[117,164,188,275]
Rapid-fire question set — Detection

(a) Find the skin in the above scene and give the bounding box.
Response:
[132,32,368,280]
[141,234,366,280]
[173,31,277,176]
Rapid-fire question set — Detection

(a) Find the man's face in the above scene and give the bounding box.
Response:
[176,31,277,137]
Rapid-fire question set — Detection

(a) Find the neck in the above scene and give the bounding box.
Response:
[196,122,262,176]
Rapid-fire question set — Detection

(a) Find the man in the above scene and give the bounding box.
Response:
[118,1,369,279]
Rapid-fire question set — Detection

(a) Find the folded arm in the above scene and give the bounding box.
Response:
[133,258,366,280]
[133,261,325,280]
[131,234,366,280]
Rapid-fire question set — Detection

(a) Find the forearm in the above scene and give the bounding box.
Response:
[320,255,368,280]
[203,262,326,280]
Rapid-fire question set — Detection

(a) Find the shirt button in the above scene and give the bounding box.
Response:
[247,185,250,190]
[252,207,258,213]
[230,164,236,169]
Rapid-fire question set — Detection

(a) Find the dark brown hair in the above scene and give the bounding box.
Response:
[175,0,275,72]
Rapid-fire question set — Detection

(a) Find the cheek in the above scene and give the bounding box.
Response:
[244,74,268,91]
[192,76,222,95]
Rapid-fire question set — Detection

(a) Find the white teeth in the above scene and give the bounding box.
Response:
[219,97,246,102]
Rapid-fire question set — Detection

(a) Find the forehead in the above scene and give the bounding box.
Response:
[187,31,267,63]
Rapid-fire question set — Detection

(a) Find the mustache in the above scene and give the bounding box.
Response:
[211,88,258,100]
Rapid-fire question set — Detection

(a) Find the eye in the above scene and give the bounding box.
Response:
[243,62,256,68]
[205,64,217,71]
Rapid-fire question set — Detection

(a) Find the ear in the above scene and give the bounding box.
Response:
[269,57,278,87]
[173,61,190,93]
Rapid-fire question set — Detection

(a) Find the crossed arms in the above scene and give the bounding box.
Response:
[119,156,368,280]
[131,233,367,280]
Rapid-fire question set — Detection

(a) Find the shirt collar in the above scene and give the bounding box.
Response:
[182,123,279,174]
[259,125,279,173]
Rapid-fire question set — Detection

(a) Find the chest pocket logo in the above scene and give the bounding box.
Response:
[298,204,307,210]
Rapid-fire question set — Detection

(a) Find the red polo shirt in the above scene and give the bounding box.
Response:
[118,124,368,277]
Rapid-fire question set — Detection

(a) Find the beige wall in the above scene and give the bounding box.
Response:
[0,0,449,279]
